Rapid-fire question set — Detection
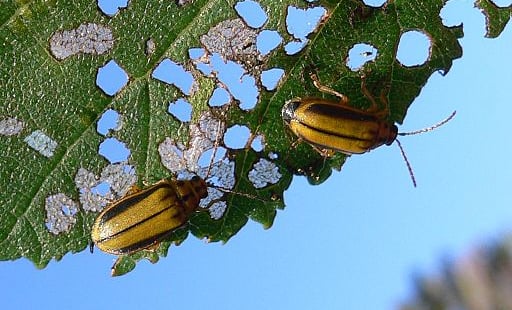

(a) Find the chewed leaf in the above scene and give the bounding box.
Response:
[475,0,512,38]
[0,0,469,275]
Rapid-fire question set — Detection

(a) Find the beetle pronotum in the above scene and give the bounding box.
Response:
[282,73,455,186]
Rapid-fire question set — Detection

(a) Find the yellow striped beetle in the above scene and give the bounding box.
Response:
[89,107,284,275]
[282,73,455,186]
[91,176,208,256]
[91,166,277,276]
[90,117,284,276]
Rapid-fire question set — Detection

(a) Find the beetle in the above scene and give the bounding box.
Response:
[90,156,279,275]
[89,107,285,275]
[282,73,455,186]
[91,176,208,256]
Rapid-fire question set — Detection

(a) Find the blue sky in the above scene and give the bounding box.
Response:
[3,1,512,309]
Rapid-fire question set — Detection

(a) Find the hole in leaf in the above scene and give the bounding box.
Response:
[97,0,128,16]
[198,110,227,143]
[261,68,284,91]
[145,38,156,57]
[24,130,58,158]
[168,98,192,122]
[191,50,214,75]
[61,204,75,216]
[200,19,259,67]
[361,0,387,7]
[209,87,231,107]
[159,138,189,173]
[248,158,282,189]
[234,0,268,29]
[96,60,129,96]
[396,30,431,67]
[284,5,326,54]
[256,30,283,56]
[251,135,265,152]
[198,146,227,168]
[97,109,121,136]
[100,163,136,197]
[0,117,24,136]
[224,125,251,149]
[45,193,78,235]
[196,62,213,76]
[285,40,308,55]
[439,0,465,27]
[77,186,110,212]
[99,138,130,163]
[49,23,114,60]
[152,58,195,95]
[157,111,238,222]
[91,181,111,197]
[75,165,136,212]
[346,43,378,71]
[177,0,194,5]
[159,111,227,174]
[201,160,236,191]
[189,47,206,60]
[490,0,512,7]
[286,6,327,39]
[210,53,258,110]
[208,201,227,220]
[199,159,236,219]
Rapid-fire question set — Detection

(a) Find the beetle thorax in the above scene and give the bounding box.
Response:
[378,122,398,147]
[174,176,208,215]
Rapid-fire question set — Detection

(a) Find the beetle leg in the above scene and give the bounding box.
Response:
[360,74,378,111]
[360,74,389,119]
[144,242,161,252]
[289,135,333,157]
[377,86,391,119]
[125,184,141,195]
[310,73,350,105]
[314,146,335,158]
[289,136,302,149]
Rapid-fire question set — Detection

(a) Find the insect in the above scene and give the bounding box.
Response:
[91,176,208,256]
[282,73,456,186]
[90,111,283,275]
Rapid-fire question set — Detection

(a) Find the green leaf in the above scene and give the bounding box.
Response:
[0,0,465,275]
[476,0,512,38]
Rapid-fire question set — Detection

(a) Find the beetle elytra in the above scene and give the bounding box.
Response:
[91,176,208,256]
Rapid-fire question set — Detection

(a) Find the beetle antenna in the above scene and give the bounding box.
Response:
[399,111,456,136]
[210,185,270,203]
[205,118,224,179]
[201,116,273,204]
[395,139,417,187]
